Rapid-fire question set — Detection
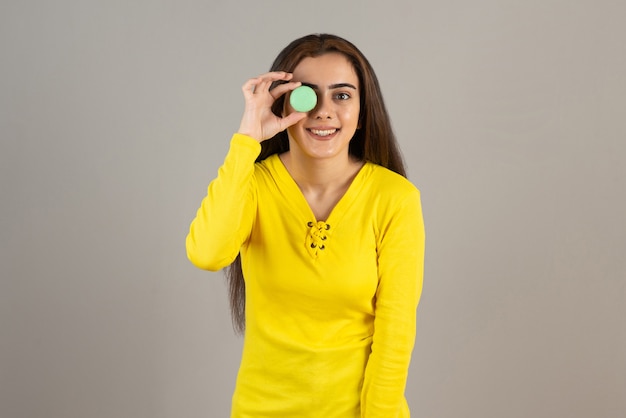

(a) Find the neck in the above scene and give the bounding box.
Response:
[280,151,361,195]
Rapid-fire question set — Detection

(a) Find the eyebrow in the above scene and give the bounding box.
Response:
[302,82,358,90]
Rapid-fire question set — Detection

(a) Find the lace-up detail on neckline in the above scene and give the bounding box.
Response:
[305,221,331,258]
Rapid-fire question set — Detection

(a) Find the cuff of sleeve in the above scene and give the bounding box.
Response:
[231,133,263,157]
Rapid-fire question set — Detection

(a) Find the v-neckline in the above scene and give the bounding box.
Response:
[269,154,371,225]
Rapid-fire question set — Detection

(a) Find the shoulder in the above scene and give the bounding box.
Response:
[362,163,423,230]
[365,162,421,200]
[254,153,280,177]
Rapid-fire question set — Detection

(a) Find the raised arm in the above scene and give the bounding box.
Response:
[186,72,307,271]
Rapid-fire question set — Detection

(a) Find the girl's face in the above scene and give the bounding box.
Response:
[284,53,361,162]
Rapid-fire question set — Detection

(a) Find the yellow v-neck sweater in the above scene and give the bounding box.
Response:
[186,134,425,418]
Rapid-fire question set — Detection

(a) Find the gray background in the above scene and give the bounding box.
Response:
[1,1,625,417]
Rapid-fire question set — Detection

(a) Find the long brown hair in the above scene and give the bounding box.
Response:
[227,33,407,334]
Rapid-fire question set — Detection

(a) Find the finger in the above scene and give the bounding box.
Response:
[255,78,275,95]
[242,72,293,98]
[270,81,301,99]
[257,72,294,91]
[262,71,293,81]
[280,111,307,129]
[252,71,292,87]
[241,76,262,97]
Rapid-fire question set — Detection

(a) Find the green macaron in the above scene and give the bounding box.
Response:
[289,85,317,112]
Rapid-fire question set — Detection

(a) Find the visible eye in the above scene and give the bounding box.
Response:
[334,92,351,100]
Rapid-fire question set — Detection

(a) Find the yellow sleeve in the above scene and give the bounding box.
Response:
[185,134,261,271]
[361,188,425,417]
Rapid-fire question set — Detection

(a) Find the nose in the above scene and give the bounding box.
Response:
[312,93,333,119]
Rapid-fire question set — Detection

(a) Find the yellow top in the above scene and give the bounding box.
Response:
[186,134,425,418]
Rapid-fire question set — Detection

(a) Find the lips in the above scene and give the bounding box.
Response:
[307,128,338,137]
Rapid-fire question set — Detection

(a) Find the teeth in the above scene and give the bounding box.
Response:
[310,129,337,137]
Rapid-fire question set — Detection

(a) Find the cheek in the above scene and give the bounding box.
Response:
[286,119,305,139]
[343,108,360,125]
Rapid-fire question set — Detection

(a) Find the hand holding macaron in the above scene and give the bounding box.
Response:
[237,71,308,143]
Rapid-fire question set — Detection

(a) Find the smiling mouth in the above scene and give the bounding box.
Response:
[308,128,338,137]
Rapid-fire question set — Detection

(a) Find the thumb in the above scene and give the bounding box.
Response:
[280,112,307,130]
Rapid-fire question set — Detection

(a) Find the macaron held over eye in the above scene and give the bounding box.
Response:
[290,85,317,112]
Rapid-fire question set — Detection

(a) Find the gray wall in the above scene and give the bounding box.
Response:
[1,1,624,417]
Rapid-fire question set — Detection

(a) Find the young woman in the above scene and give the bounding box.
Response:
[186,34,425,418]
